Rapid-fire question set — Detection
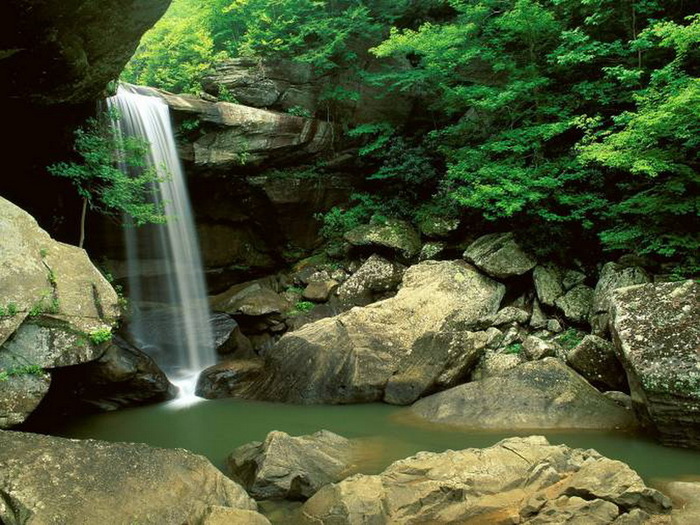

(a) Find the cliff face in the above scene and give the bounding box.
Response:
[0,0,172,243]
[0,0,171,106]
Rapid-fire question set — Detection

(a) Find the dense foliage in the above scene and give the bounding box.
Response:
[48,109,167,228]
[122,0,698,273]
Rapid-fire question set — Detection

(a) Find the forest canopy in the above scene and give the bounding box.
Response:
[122,0,700,274]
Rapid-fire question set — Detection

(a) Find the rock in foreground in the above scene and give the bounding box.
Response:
[611,280,700,449]
[0,430,260,524]
[411,358,637,430]
[227,430,354,501]
[300,436,671,524]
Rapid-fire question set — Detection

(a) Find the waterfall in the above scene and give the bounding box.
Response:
[107,85,214,396]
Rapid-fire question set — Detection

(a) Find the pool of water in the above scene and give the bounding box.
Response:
[42,396,700,484]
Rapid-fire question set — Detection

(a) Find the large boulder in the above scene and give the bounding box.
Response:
[0,430,261,524]
[0,197,119,427]
[591,262,651,336]
[142,87,334,168]
[411,358,637,430]
[463,232,537,279]
[227,430,354,501]
[299,436,671,524]
[610,280,700,449]
[566,335,627,392]
[203,261,505,403]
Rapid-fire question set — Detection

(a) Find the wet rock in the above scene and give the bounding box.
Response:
[567,335,627,392]
[555,284,594,325]
[227,261,505,404]
[227,430,354,500]
[0,430,258,524]
[299,436,670,524]
[211,313,254,357]
[344,219,421,260]
[196,359,266,399]
[610,280,700,448]
[463,232,537,279]
[412,358,637,430]
[336,254,404,307]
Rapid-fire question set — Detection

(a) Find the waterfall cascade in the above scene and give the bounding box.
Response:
[107,85,214,396]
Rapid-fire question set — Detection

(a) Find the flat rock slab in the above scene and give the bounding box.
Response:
[0,430,259,525]
[411,358,637,430]
[299,436,671,524]
[611,280,700,449]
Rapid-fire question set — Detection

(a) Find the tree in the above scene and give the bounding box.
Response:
[47,109,167,247]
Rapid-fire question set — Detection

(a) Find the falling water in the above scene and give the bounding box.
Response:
[107,85,214,399]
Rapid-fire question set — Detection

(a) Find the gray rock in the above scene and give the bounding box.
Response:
[610,280,700,448]
[336,254,404,306]
[210,279,290,317]
[300,436,670,524]
[418,241,447,261]
[531,299,549,329]
[533,263,566,306]
[0,374,50,428]
[302,280,338,303]
[555,284,594,324]
[546,319,564,333]
[604,391,633,411]
[592,262,651,337]
[417,216,460,239]
[196,359,266,399]
[470,349,525,381]
[567,335,627,392]
[412,358,637,430]
[491,306,531,326]
[0,430,258,524]
[522,336,560,361]
[463,232,537,279]
[344,219,422,260]
[662,481,700,525]
[219,261,505,404]
[227,430,354,500]
[200,507,272,525]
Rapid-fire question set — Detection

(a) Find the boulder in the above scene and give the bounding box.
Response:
[417,216,460,239]
[227,430,354,500]
[470,349,525,381]
[522,335,560,361]
[302,280,339,303]
[555,284,594,325]
[211,313,253,357]
[418,241,447,261]
[201,507,272,525]
[412,358,637,429]
[344,220,421,260]
[384,329,498,405]
[219,261,505,403]
[661,481,700,525]
[463,232,537,279]
[0,196,119,427]
[610,280,700,448]
[196,359,266,399]
[336,254,404,306]
[566,335,628,392]
[533,263,566,306]
[0,430,259,524]
[211,279,290,317]
[299,436,671,524]
[591,262,651,336]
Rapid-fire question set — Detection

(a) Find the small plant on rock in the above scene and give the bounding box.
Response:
[89,328,113,345]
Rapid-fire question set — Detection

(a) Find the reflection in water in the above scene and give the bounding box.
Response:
[46,397,700,482]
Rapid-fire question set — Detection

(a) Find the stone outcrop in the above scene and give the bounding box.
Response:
[200,261,505,403]
[591,262,651,336]
[555,284,595,325]
[411,358,637,430]
[1,1,170,106]
[336,254,404,306]
[0,430,261,524]
[299,436,671,524]
[138,86,334,168]
[0,197,120,427]
[463,232,537,279]
[610,280,700,449]
[200,57,415,125]
[227,430,354,501]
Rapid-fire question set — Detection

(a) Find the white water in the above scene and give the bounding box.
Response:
[108,85,214,397]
